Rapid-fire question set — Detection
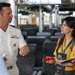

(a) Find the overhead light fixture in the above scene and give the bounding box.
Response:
[19,0,61,5]
[58,11,72,15]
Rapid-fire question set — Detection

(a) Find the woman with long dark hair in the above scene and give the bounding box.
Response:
[46,16,75,75]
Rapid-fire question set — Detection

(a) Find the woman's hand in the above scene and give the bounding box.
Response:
[71,57,75,65]
[54,57,66,65]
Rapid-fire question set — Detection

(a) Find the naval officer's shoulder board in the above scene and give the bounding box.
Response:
[10,25,20,29]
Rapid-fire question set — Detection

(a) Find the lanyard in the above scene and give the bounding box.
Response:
[62,40,73,53]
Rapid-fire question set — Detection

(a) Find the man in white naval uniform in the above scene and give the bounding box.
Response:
[0,2,30,75]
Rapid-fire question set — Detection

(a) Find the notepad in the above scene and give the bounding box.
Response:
[61,58,74,64]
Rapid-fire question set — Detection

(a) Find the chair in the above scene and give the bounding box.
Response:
[50,36,61,42]
[42,41,57,75]
[21,31,27,40]
[17,44,36,75]
[55,32,62,36]
[36,32,51,40]
[26,36,45,67]
[43,41,57,57]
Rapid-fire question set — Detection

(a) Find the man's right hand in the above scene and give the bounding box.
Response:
[2,53,7,61]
